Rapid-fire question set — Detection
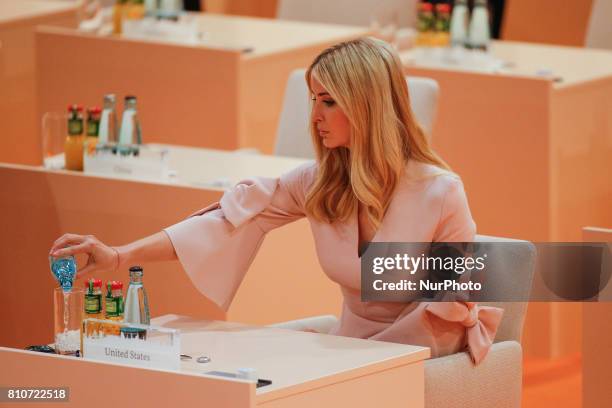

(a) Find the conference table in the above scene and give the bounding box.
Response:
[0,145,345,351]
[0,314,429,407]
[402,40,612,244]
[34,13,369,164]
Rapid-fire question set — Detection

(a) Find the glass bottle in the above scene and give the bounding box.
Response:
[434,3,451,47]
[118,95,142,155]
[105,280,124,335]
[415,2,434,47]
[99,94,118,147]
[450,0,469,47]
[124,266,150,325]
[84,278,103,320]
[64,104,84,171]
[468,0,491,50]
[113,0,128,35]
[85,107,101,155]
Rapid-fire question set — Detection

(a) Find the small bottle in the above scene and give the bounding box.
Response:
[124,266,150,325]
[468,0,491,50]
[64,104,84,171]
[434,3,451,47]
[126,0,146,20]
[105,281,124,335]
[99,94,118,148]
[84,278,103,319]
[85,107,101,155]
[118,95,142,155]
[415,2,435,47]
[450,0,469,47]
[113,0,128,35]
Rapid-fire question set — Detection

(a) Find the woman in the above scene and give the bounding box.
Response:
[49,37,502,364]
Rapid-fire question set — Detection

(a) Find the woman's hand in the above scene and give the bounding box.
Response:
[49,234,118,276]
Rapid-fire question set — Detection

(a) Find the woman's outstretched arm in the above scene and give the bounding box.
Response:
[49,231,176,276]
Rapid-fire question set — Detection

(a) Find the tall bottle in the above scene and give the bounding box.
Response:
[450,0,469,47]
[468,0,491,50]
[99,94,118,147]
[124,266,150,325]
[85,107,101,155]
[118,95,142,155]
[64,104,84,171]
[113,0,128,35]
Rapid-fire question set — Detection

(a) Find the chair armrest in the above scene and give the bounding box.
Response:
[424,341,522,408]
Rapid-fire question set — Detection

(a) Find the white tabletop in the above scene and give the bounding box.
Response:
[153,314,430,396]
[401,40,612,88]
[38,143,310,190]
[0,0,77,27]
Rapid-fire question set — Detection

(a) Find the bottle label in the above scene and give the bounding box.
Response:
[68,119,83,136]
[87,120,100,137]
[106,300,117,316]
[85,295,101,314]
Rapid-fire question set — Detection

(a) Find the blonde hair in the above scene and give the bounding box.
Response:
[305,37,449,229]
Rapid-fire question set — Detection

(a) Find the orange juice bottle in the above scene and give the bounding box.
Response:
[64,104,84,171]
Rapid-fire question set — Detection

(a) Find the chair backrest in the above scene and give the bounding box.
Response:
[585,0,612,50]
[274,69,439,158]
[277,0,418,28]
[474,235,536,343]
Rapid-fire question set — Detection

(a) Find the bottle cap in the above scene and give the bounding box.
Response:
[419,2,433,11]
[129,266,143,273]
[124,95,137,101]
[111,281,123,290]
[87,107,102,115]
[436,3,450,12]
[67,104,83,113]
[84,278,103,288]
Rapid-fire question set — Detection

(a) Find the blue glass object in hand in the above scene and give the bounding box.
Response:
[49,255,77,292]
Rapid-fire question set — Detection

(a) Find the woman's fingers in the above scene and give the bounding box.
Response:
[50,234,87,254]
[52,241,94,258]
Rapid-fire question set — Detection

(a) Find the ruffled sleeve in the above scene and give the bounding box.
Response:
[164,162,314,311]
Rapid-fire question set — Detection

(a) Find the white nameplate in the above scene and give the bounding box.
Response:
[82,320,180,371]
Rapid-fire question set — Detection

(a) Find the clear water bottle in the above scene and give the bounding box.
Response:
[124,266,150,325]
[118,95,142,155]
[98,94,118,147]
[450,0,469,47]
[468,0,491,50]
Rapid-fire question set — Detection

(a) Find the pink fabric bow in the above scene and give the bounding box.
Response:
[425,302,504,364]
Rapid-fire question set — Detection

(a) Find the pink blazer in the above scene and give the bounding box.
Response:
[164,160,503,364]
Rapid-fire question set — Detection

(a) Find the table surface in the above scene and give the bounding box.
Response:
[38,143,310,190]
[401,40,612,88]
[0,0,77,27]
[191,13,369,57]
[153,314,430,396]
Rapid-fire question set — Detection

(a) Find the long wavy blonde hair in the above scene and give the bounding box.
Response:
[305,37,449,229]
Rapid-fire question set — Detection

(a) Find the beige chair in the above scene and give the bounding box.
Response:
[274,68,439,158]
[585,0,612,50]
[270,235,536,408]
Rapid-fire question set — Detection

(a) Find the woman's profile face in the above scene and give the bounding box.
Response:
[310,76,351,149]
